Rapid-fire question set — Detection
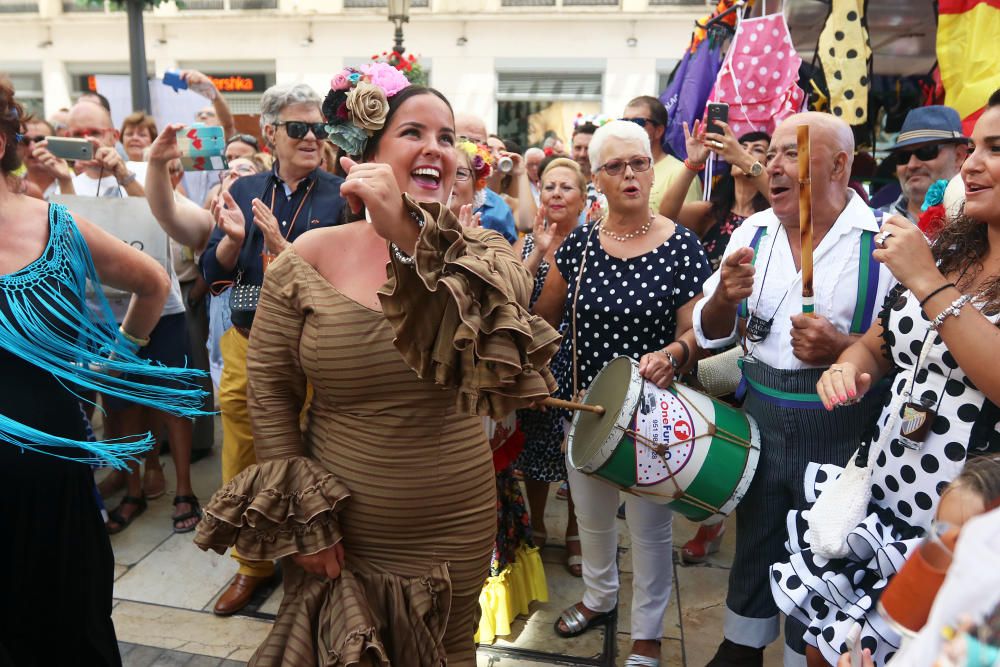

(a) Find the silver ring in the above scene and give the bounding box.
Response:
[709,140,724,149]
[830,367,844,374]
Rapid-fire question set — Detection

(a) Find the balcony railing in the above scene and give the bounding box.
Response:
[181,0,278,8]
[0,0,39,12]
[343,0,429,7]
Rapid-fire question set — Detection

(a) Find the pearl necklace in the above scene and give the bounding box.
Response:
[598,214,654,242]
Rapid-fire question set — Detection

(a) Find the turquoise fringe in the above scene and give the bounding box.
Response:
[0,204,212,469]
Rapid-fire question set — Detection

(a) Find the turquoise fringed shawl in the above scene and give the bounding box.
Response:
[0,204,211,469]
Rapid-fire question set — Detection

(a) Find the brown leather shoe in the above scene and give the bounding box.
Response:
[213,573,271,616]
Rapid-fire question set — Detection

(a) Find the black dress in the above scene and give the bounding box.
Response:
[0,216,120,666]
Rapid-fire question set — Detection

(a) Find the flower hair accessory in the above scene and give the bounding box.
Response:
[573,113,613,130]
[457,139,493,191]
[322,62,411,156]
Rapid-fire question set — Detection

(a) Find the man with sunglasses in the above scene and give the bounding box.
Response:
[199,82,346,617]
[65,99,145,198]
[879,105,968,223]
[622,95,701,214]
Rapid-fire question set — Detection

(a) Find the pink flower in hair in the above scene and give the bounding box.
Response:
[361,62,410,98]
[330,71,351,91]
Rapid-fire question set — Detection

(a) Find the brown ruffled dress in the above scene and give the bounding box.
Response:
[195,198,560,667]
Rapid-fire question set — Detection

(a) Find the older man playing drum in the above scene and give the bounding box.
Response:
[535,120,711,666]
[692,112,897,667]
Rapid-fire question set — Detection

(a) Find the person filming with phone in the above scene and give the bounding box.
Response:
[61,99,145,198]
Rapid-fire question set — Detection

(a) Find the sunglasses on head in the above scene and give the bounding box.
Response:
[226,133,259,148]
[596,156,652,176]
[274,121,328,140]
[895,143,948,164]
[620,117,659,128]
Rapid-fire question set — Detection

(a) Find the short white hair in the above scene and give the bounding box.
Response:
[589,120,652,173]
[525,147,544,159]
[259,83,321,135]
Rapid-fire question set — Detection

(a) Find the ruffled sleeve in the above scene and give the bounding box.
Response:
[378,196,561,420]
[194,456,350,561]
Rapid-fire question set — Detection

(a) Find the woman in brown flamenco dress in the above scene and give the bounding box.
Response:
[194,82,559,666]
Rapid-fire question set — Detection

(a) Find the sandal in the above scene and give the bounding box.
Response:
[553,603,615,638]
[106,495,147,535]
[681,521,725,564]
[565,535,583,577]
[172,495,203,534]
[143,465,166,500]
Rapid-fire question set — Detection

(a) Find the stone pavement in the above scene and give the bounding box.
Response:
[102,420,784,667]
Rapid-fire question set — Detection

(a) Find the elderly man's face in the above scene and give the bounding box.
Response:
[264,102,323,176]
[525,151,543,183]
[456,115,488,146]
[765,119,844,227]
[895,141,965,208]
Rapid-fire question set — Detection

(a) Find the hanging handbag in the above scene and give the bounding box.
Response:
[807,331,935,559]
[229,223,262,330]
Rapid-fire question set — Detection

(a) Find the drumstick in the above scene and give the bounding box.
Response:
[798,124,814,316]
[540,396,606,416]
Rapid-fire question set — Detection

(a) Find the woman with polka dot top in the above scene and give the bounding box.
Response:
[534,120,711,666]
[771,103,1000,667]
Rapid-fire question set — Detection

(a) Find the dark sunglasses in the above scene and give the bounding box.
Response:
[895,143,946,164]
[226,133,259,148]
[19,135,45,145]
[596,156,653,176]
[621,117,660,128]
[274,121,328,140]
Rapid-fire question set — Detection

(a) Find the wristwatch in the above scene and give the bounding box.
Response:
[747,160,764,178]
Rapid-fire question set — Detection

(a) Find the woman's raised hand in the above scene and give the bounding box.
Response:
[872,215,942,296]
[211,191,247,245]
[533,205,562,255]
[339,156,419,253]
[683,120,710,167]
[148,123,185,165]
[457,203,482,229]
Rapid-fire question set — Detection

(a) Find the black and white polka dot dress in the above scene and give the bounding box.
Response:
[551,222,711,400]
[516,234,574,483]
[771,288,1000,666]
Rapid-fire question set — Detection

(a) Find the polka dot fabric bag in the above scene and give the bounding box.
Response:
[709,8,805,138]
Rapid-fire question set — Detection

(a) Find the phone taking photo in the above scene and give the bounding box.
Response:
[44,137,94,162]
[176,125,227,172]
[706,103,729,136]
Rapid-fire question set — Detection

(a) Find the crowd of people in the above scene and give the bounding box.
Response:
[1,58,1000,667]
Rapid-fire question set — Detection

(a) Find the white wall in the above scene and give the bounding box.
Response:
[3,3,703,121]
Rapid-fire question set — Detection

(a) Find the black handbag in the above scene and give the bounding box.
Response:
[229,278,260,330]
[229,223,262,330]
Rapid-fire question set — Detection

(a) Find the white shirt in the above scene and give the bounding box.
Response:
[72,161,148,199]
[692,191,897,370]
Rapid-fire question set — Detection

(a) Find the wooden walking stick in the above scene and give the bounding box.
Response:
[540,396,606,416]
[797,125,815,316]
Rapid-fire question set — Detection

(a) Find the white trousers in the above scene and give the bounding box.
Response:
[567,459,674,640]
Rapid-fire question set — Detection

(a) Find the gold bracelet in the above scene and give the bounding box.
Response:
[119,325,150,348]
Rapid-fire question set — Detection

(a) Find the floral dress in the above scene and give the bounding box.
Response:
[771,286,1000,665]
[701,210,748,271]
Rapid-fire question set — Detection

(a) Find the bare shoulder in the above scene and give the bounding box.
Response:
[293,222,365,267]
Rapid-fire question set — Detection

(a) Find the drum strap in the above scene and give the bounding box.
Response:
[570,223,602,399]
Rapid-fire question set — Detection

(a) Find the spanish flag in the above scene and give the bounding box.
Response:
[938,0,1000,134]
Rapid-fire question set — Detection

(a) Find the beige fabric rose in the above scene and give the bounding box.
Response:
[346,82,389,134]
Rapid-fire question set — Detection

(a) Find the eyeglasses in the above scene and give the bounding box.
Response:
[226,133,259,148]
[895,144,945,164]
[596,156,652,176]
[455,167,474,182]
[620,117,660,128]
[67,127,112,139]
[18,135,45,145]
[274,121,328,141]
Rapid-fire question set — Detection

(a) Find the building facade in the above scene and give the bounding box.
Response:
[3,0,705,145]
